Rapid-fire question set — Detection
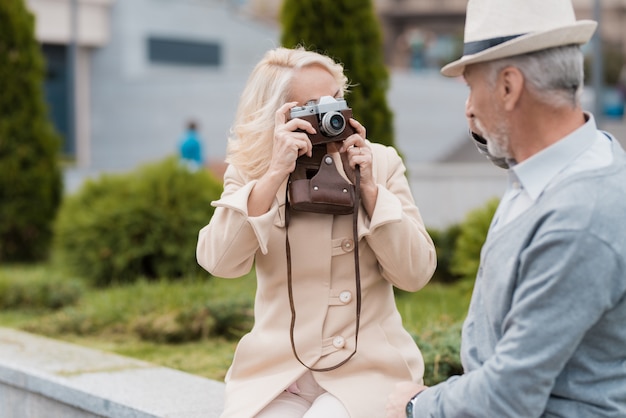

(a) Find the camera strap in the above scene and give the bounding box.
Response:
[284,166,362,372]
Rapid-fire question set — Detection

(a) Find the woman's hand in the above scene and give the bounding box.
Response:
[267,102,315,179]
[248,102,315,216]
[337,118,378,217]
[385,382,427,418]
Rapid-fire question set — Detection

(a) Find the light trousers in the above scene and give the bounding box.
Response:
[255,371,351,418]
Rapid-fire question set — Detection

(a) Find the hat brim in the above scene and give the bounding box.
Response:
[441,20,597,77]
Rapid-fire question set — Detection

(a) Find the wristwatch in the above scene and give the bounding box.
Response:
[405,392,421,417]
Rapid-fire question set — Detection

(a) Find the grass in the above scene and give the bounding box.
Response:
[396,279,473,336]
[0,263,256,381]
[0,263,472,383]
[57,334,238,381]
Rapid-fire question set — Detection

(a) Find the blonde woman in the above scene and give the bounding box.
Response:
[197,46,436,418]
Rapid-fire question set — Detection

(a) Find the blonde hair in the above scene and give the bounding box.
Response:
[226,47,348,180]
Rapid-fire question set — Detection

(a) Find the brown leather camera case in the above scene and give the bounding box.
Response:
[289,149,355,215]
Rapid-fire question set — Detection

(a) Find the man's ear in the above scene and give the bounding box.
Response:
[497,66,524,111]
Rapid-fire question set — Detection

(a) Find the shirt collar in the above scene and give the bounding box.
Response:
[510,112,597,200]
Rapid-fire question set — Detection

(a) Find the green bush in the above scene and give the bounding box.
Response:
[23,276,255,343]
[132,306,216,344]
[414,320,464,386]
[0,266,83,310]
[450,198,499,282]
[132,299,254,343]
[53,157,223,285]
[427,224,462,284]
[207,299,255,340]
[0,0,63,262]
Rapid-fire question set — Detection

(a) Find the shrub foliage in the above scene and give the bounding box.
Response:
[414,320,464,386]
[132,299,254,343]
[53,158,223,285]
[427,224,462,283]
[450,197,499,282]
[22,277,255,343]
[0,266,83,310]
[0,0,63,262]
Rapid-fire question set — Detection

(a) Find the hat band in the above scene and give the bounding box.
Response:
[463,33,526,55]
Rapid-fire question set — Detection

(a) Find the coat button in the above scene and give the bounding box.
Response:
[341,239,354,252]
[333,336,345,348]
[339,291,352,304]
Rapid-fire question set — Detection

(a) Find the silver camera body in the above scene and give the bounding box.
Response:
[289,96,356,145]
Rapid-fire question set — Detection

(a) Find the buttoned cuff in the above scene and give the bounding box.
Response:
[211,180,279,255]
[366,185,403,234]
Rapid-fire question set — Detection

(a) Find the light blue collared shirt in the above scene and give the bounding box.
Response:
[492,113,613,230]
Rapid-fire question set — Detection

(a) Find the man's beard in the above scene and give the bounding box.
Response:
[474,117,512,161]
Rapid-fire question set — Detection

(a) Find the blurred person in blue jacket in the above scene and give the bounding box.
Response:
[179,120,204,171]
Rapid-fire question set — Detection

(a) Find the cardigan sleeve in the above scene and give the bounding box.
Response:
[411,228,624,417]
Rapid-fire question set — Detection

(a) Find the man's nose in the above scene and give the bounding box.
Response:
[465,98,474,120]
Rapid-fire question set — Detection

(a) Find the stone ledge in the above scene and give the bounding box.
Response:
[0,327,224,418]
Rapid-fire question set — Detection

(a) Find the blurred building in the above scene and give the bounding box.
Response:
[27,0,626,170]
[27,0,278,172]
[252,0,626,71]
[24,0,626,227]
[379,0,626,67]
[27,0,114,164]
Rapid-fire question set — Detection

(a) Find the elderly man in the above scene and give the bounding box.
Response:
[386,0,626,417]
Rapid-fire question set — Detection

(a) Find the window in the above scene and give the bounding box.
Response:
[148,37,221,67]
[41,44,73,155]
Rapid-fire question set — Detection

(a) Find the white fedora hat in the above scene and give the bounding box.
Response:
[441,0,597,77]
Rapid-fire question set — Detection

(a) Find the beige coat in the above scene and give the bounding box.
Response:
[197,142,436,417]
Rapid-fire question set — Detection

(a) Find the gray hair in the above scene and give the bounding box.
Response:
[483,45,585,109]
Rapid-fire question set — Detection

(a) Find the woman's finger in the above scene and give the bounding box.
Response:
[275,101,298,126]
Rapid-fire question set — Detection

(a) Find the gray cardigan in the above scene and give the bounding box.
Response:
[413,137,626,417]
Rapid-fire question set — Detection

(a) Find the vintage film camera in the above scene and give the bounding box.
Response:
[288,96,358,214]
[289,96,357,145]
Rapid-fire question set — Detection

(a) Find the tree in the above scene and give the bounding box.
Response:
[281,0,395,147]
[0,0,63,262]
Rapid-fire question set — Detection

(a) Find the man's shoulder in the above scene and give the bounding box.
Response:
[531,157,626,243]
[549,153,626,207]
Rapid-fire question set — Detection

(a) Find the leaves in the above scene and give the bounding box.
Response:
[53,157,223,285]
[0,0,63,262]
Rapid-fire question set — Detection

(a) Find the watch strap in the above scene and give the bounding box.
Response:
[405,391,422,417]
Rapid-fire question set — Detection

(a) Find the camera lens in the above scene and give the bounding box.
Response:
[330,115,343,130]
[320,111,346,137]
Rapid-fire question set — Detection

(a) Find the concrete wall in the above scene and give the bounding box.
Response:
[0,327,225,418]
[88,0,279,171]
[407,163,507,230]
[406,117,626,229]
[27,0,115,47]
